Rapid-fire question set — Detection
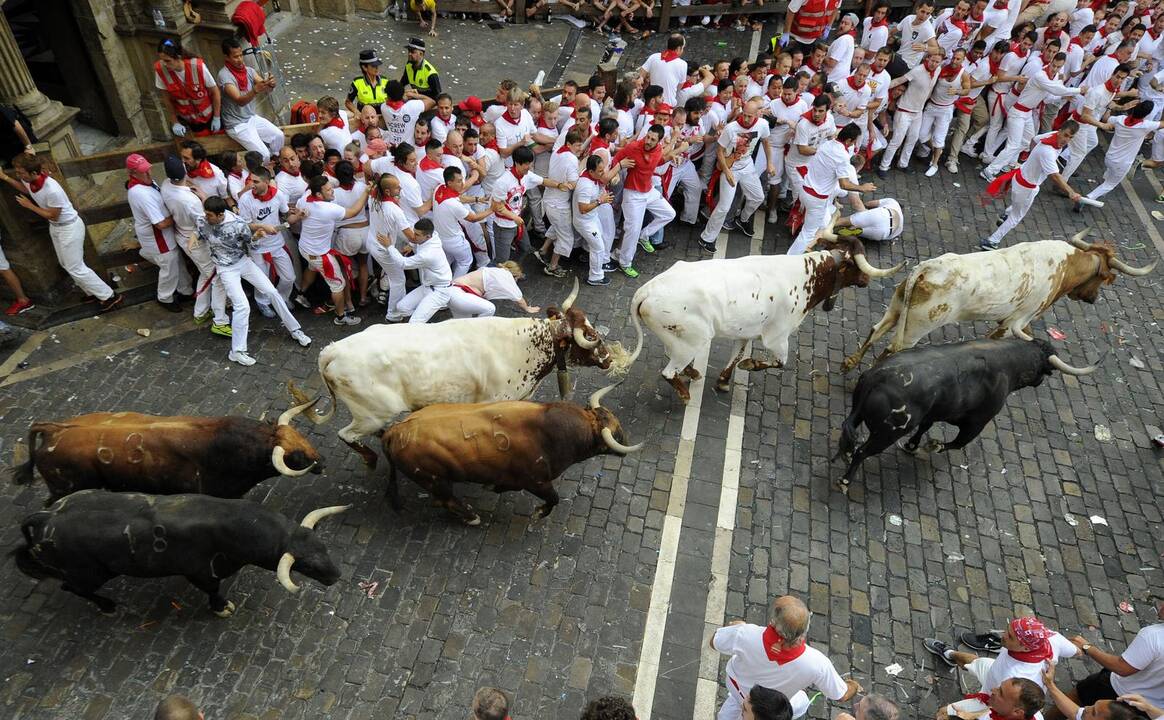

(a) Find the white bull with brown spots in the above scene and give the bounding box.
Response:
[842,231,1157,372]
[625,235,903,401]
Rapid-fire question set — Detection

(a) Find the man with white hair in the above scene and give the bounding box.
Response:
[710,594,861,720]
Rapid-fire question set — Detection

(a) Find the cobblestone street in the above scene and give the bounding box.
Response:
[0,18,1162,720]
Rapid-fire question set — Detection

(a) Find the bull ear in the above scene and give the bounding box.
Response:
[545,305,563,319]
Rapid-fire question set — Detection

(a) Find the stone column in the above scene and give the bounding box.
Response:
[0,12,80,159]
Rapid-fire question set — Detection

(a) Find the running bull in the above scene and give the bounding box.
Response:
[381,384,641,525]
[291,279,630,468]
[626,228,904,400]
[842,230,1156,371]
[11,398,324,503]
[836,338,1096,482]
[12,490,347,616]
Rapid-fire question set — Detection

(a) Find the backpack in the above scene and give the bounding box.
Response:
[290,100,317,125]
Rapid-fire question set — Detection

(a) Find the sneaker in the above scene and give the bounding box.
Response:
[925,165,939,178]
[158,299,182,313]
[1156,191,1164,203]
[228,350,256,367]
[978,152,992,164]
[923,638,958,667]
[543,265,568,278]
[602,260,618,273]
[99,294,124,314]
[638,236,656,254]
[916,146,932,159]
[211,323,233,337]
[733,218,755,238]
[979,168,996,182]
[876,167,887,179]
[334,313,362,326]
[290,329,312,347]
[586,276,611,286]
[766,210,779,224]
[256,303,276,319]
[837,227,863,237]
[293,294,312,309]
[946,160,959,174]
[4,298,33,316]
[996,213,1007,226]
[384,314,406,323]
[652,240,670,251]
[532,249,550,267]
[978,240,1000,251]
[960,631,1004,653]
[621,265,640,278]
[698,240,717,254]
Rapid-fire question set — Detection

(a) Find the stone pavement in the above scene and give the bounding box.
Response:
[0,19,1163,720]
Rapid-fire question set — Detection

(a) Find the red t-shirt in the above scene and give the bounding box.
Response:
[613,138,665,193]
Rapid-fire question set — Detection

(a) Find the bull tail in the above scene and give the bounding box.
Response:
[11,513,59,580]
[626,288,648,368]
[290,355,339,426]
[10,425,50,486]
[888,269,922,353]
[835,381,867,461]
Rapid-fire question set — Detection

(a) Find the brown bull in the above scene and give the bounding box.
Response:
[12,399,323,503]
[380,384,641,525]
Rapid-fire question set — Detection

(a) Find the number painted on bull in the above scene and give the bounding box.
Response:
[125,433,145,464]
[152,524,167,553]
[491,415,510,451]
[97,445,114,464]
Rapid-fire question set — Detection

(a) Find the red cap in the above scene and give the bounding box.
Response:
[654,103,674,115]
[457,96,483,113]
[126,153,151,174]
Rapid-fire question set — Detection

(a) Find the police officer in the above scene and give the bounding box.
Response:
[402,38,441,101]
[345,49,389,116]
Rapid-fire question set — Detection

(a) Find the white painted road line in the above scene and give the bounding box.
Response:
[632,237,729,720]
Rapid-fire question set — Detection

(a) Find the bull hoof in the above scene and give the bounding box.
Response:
[463,515,482,526]
[666,375,691,401]
[682,365,701,380]
[533,504,555,519]
[898,439,921,455]
[97,602,117,616]
[841,356,860,373]
[715,378,731,392]
[213,600,237,618]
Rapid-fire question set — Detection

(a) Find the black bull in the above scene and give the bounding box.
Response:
[836,338,1095,482]
[12,491,347,617]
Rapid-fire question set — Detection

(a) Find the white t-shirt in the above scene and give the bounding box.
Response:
[1070,7,1095,36]
[433,193,472,242]
[787,113,837,169]
[1110,624,1164,706]
[979,6,1012,48]
[384,165,424,224]
[158,180,203,247]
[491,169,543,228]
[836,82,872,124]
[717,118,771,172]
[320,111,354,153]
[380,99,427,147]
[294,196,346,256]
[573,174,604,225]
[826,34,857,86]
[332,181,368,228]
[127,182,176,254]
[275,171,308,206]
[803,138,852,197]
[769,97,809,148]
[978,635,1079,693]
[366,197,409,255]
[861,18,890,52]
[188,164,228,201]
[898,63,941,113]
[494,110,536,166]
[26,176,77,226]
[543,148,580,206]
[417,157,446,204]
[1106,115,1163,167]
[642,52,688,106]
[429,113,456,143]
[897,15,937,68]
[236,187,290,252]
[481,266,522,300]
[714,624,848,705]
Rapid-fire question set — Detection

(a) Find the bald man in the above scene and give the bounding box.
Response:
[711,595,861,720]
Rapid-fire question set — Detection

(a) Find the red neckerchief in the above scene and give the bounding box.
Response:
[1125,115,1144,126]
[484,139,500,151]
[680,79,695,89]
[964,693,1011,720]
[1099,26,1114,38]
[433,184,459,204]
[338,181,355,191]
[1009,641,1053,663]
[1071,35,1086,46]
[805,58,821,73]
[940,62,962,80]
[870,16,889,27]
[324,166,337,178]
[989,56,1003,75]
[470,115,485,128]
[384,99,405,111]
[1105,77,1119,92]
[442,147,460,158]
[802,110,826,126]
[509,166,524,181]
[591,136,610,151]
[970,8,984,21]
[419,156,442,172]
[305,193,324,202]
[661,49,681,62]
[499,110,523,125]
[127,176,156,191]
[810,86,824,97]
[1150,27,1162,40]
[252,184,278,202]
[325,116,346,130]
[229,169,244,179]
[28,173,48,193]
[190,160,216,179]
[761,627,808,665]
[580,171,601,184]
[352,160,364,174]
[537,115,557,130]
[1040,132,1060,146]
[737,114,758,130]
[845,28,857,37]
[556,144,574,154]
[949,18,969,36]
[925,62,941,78]
[281,168,301,177]
[847,75,866,91]
[1012,46,1029,59]
[225,61,249,92]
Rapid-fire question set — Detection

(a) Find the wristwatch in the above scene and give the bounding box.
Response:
[1081,643,1092,652]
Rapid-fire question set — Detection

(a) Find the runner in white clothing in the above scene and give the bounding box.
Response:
[1061,65,1136,181]
[125,153,193,309]
[878,50,943,175]
[1082,102,1161,205]
[432,165,494,277]
[700,98,774,251]
[861,3,892,53]
[380,80,435,147]
[825,15,861,86]
[895,3,940,69]
[236,167,300,316]
[792,124,876,254]
[365,174,414,322]
[835,196,905,241]
[295,175,372,325]
[387,218,454,324]
[572,153,619,286]
[536,128,584,278]
[639,34,688,106]
[918,49,971,176]
[448,262,541,317]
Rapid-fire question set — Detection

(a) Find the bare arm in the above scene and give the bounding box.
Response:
[1072,637,1142,676]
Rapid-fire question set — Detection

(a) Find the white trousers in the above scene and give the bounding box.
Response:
[1086,160,1133,201]
[618,187,675,267]
[447,288,496,318]
[880,109,923,171]
[985,108,1034,176]
[49,218,112,300]
[666,161,702,223]
[367,241,408,320]
[986,181,1039,246]
[217,257,301,353]
[920,104,956,150]
[982,92,1009,157]
[849,206,894,241]
[179,238,228,325]
[398,284,453,323]
[545,200,575,257]
[791,189,831,254]
[701,167,763,243]
[139,244,193,303]
[249,245,296,307]
[1061,124,1098,181]
[1153,129,1164,163]
[442,235,474,277]
[226,115,285,163]
[575,217,609,281]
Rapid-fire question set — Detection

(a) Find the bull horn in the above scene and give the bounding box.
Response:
[820,209,839,242]
[300,504,351,530]
[1065,228,1093,250]
[272,445,315,477]
[573,327,599,350]
[278,396,320,426]
[277,552,300,593]
[1109,256,1158,276]
[589,383,616,409]
[1012,327,1034,341]
[1049,354,1097,375]
[854,253,905,278]
[601,427,643,455]
[560,277,579,311]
